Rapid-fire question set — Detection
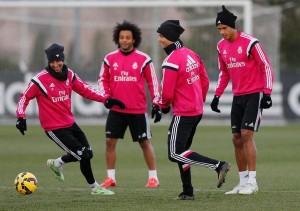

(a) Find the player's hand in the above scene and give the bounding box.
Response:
[260,93,272,109]
[151,104,162,123]
[161,106,171,114]
[104,97,125,109]
[16,117,27,135]
[210,95,221,113]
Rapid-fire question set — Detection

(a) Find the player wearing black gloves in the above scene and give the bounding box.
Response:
[260,93,272,109]
[15,43,123,195]
[104,97,126,109]
[211,5,274,195]
[97,21,161,188]
[16,117,27,135]
[161,106,170,114]
[210,95,221,113]
[151,104,162,123]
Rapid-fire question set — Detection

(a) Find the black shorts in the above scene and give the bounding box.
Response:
[231,92,263,133]
[105,110,151,142]
[45,123,91,161]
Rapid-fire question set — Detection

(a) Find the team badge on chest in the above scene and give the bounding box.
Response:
[238,46,243,54]
[132,62,138,70]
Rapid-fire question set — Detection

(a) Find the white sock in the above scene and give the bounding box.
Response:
[239,170,249,186]
[148,170,158,180]
[247,171,257,185]
[90,181,100,190]
[54,157,64,168]
[107,169,116,181]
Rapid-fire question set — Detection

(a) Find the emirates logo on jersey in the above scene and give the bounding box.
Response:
[227,57,246,69]
[52,90,69,103]
[114,71,137,82]
[59,91,65,96]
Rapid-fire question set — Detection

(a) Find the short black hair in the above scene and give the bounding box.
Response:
[113,20,142,48]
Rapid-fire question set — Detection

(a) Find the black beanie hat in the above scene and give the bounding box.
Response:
[45,43,65,62]
[157,20,185,42]
[216,5,237,29]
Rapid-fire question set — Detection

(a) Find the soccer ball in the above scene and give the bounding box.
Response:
[14,172,38,195]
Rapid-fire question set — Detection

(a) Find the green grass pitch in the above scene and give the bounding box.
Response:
[0,124,299,210]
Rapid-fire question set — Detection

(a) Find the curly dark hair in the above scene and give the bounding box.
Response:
[113,20,142,48]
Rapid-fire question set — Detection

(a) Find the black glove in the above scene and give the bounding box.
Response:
[260,93,272,109]
[161,106,171,114]
[210,95,221,113]
[151,105,162,123]
[16,117,27,135]
[104,97,125,109]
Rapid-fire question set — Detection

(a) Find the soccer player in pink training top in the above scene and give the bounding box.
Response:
[98,21,161,188]
[211,6,274,195]
[16,43,125,195]
[157,20,231,200]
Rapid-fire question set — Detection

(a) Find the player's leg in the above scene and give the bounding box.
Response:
[51,123,114,195]
[105,138,118,173]
[167,115,194,199]
[168,115,228,171]
[72,123,97,185]
[129,113,159,187]
[238,93,262,194]
[138,140,156,170]
[241,129,256,171]
[101,138,118,187]
[226,96,248,194]
[232,133,248,172]
[76,137,114,195]
[138,140,159,187]
[45,125,80,182]
[102,110,127,187]
[168,115,230,197]
[174,163,194,200]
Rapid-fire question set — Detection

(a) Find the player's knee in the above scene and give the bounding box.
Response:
[87,149,93,159]
[81,148,93,160]
[139,139,151,150]
[106,138,117,148]
[232,134,243,148]
[168,152,177,162]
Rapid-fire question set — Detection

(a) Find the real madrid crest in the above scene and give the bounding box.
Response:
[238,46,243,54]
[132,62,138,70]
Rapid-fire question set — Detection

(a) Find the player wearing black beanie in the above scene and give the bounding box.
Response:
[216,5,237,29]
[157,20,185,42]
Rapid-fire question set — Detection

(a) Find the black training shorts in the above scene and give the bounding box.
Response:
[105,110,151,142]
[231,92,263,133]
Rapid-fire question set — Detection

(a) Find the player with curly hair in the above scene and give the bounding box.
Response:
[98,20,161,188]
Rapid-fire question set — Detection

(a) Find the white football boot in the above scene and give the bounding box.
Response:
[238,183,258,195]
[225,184,245,195]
